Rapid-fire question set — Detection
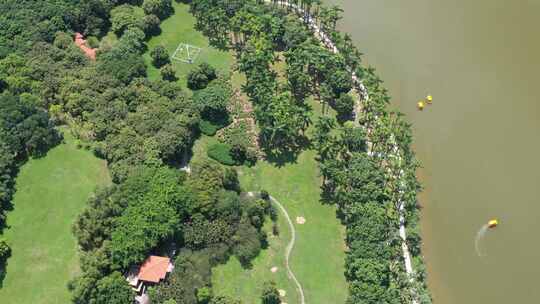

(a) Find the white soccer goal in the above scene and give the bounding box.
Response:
[171,43,202,64]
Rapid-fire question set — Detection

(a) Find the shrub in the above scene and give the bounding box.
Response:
[86,36,99,48]
[110,4,143,36]
[53,32,72,49]
[160,64,176,81]
[193,80,231,129]
[261,281,280,304]
[197,287,212,304]
[207,143,236,166]
[198,63,217,81]
[199,120,219,136]
[0,239,10,262]
[142,0,173,19]
[187,63,217,90]
[272,223,279,236]
[139,14,161,36]
[260,190,269,200]
[233,218,262,267]
[334,93,354,120]
[151,45,170,67]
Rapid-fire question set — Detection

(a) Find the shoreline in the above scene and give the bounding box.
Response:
[266,1,428,302]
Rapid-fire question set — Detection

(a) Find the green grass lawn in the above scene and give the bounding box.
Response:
[0,130,110,304]
[211,99,348,304]
[212,216,296,304]
[143,2,234,89]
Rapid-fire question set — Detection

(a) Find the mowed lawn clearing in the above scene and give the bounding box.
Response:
[212,100,348,304]
[0,130,110,304]
[212,215,295,304]
[143,2,234,88]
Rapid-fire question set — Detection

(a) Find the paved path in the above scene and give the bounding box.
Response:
[248,192,305,304]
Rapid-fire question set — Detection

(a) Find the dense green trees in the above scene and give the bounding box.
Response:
[0,0,431,303]
[334,93,355,120]
[192,77,231,126]
[161,64,177,81]
[151,45,171,67]
[0,93,59,230]
[143,0,173,19]
[0,0,112,56]
[313,121,407,303]
[110,4,145,36]
[110,193,181,268]
[0,94,59,156]
[261,281,280,304]
[187,63,218,90]
[95,272,134,304]
[207,143,237,166]
[0,239,10,262]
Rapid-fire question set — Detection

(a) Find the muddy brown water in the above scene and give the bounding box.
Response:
[324,0,540,303]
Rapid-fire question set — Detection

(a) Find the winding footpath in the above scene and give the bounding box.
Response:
[248,192,305,304]
[265,2,419,303]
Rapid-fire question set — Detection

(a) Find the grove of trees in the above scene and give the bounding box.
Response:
[190,0,431,303]
[0,0,431,303]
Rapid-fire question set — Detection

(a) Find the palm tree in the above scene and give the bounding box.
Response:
[328,5,344,31]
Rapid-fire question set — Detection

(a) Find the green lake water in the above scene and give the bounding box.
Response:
[324,0,540,303]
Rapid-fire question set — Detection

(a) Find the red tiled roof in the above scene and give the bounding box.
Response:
[137,256,172,283]
[74,32,96,60]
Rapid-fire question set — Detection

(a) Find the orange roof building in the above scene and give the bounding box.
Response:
[138,256,174,283]
[126,255,174,296]
[74,33,97,60]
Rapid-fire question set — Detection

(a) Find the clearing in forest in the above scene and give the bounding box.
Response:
[211,100,348,304]
[143,2,233,88]
[0,130,110,304]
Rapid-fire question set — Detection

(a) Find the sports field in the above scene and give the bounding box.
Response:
[143,2,234,88]
[0,131,110,304]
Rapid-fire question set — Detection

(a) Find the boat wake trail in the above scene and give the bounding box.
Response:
[475,224,489,257]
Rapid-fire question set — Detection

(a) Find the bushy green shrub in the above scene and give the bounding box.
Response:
[139,14,161,36]
[261,281,280,304]
[87,36,99,48]
[207,143,236,166]
[187,63,217,90]
[160,64,176,81]
[151,45,170,67]
[142,0,173,19]
[233,218,262,267]
[0,239,10,262]
[199,120,219,136]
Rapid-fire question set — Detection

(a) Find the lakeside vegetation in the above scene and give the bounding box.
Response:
[0,0,430,304]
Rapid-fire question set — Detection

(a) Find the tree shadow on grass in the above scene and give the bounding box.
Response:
[0,249,11,289]
[0,264,6,289]
[261,135,311,167]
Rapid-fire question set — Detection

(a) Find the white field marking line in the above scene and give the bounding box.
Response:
[263,1,419,303]
[171,43,202,63]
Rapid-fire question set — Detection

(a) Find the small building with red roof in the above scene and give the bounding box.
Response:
[74,33,97,60]
[126,255,174,298]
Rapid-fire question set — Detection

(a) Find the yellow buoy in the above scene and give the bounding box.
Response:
[417,101,425,110]
[488,219,498,228]
[426,95,433,104]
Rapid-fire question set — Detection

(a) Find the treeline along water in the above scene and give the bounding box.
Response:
[324,0,540,303]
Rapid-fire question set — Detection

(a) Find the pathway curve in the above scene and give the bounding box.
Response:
[248,191,305,304]
[263,2,418,303]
